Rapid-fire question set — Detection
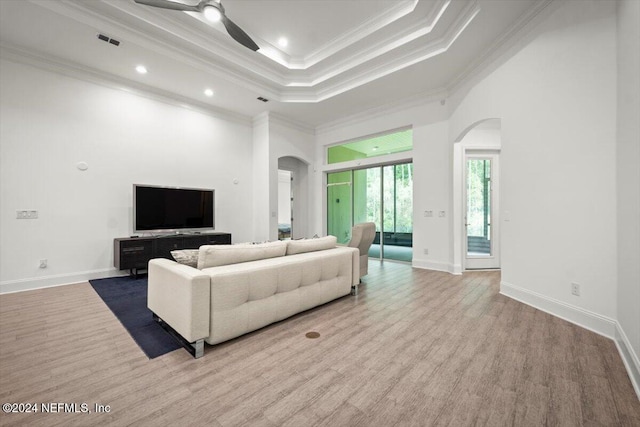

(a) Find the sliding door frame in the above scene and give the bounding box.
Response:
[325,160,413,262]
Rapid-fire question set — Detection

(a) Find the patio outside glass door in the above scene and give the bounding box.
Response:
[465,154,500,269]
[327,163,412,262]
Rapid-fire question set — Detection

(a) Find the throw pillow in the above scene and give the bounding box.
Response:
[197,240,287,269]
[171,249,199,268]
[286,235,337,255]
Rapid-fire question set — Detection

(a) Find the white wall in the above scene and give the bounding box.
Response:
[269,117,316,239]
[450,0,619,331]
[251,113,316,241]
[252,113,271,242]
[0,59,254,293]
[616,0,640,394]
[412,119,451,272]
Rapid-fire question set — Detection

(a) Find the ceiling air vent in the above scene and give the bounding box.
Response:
[97,33,120,47]
[257,96,269,103]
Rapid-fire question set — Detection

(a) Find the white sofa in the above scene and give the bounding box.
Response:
[147,236,359,358]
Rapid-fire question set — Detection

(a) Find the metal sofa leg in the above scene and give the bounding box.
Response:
[191,339,204,359]
[152,312,205,359]
[351,283,359,296]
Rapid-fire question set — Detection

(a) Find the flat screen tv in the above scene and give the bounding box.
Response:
[133,184,214,234]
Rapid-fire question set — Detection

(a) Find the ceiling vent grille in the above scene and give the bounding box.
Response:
[97,33,120,47]
[257,96,269,103]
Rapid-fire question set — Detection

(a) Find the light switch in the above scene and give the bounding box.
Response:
[16,210,38,219]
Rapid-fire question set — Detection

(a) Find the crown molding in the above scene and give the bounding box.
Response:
[446,0,558,98]
[16,0,559,115]
[287,0,453,87]
[316,88,448,135]
[299,0,419,69]
[0,44,253,126]
[252,111,270,128]
[28,0,475,104]
[316,0,559,132]
[268,112,316,135]
[254,0,421,70]
[250,112,315,135]
[30,0,284,94]
[302,2,480,102]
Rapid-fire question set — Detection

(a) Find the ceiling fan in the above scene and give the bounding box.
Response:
[133,0,259,51]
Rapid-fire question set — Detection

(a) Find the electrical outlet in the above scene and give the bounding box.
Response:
[438,211,446,217]
[423,248,429,255]
[571,282,580,296]
[39,259,47,269]
[424,210,433,217]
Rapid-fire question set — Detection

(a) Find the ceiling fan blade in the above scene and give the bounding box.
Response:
[133,0,199,12]
[135,0,259,52]
[221,15,259,51]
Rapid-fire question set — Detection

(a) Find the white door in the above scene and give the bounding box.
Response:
[465,153,500,269]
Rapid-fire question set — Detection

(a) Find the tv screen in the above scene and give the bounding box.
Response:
[133,185,214,233]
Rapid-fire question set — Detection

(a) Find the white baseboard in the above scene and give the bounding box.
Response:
[0,268,125,294]
[500,281,617,339]
[501,280,640,401]
[412,259,461,275]
[614,323,640,401]
[451,263,462,275]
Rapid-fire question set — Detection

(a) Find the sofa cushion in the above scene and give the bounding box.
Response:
[286,235,337,255]
[197,241,287,269]
[171,249,199,268]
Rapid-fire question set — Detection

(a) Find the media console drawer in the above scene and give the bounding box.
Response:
[114,232,231,271]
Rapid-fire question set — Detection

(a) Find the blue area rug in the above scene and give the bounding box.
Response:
[89,276,181,359]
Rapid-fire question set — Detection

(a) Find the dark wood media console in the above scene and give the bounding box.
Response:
[114,232,231,274]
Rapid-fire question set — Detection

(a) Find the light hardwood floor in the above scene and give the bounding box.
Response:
[1,262,639,426]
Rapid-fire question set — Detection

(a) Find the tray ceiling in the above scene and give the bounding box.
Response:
[0,0,550,127]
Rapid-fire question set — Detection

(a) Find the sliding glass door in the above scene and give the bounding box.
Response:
[327,171,352,244]
[327,162,412,262]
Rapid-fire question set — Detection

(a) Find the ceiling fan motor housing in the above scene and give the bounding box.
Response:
[203,2,224,22]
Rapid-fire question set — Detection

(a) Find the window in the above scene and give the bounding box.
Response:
[327,162,413,262]
[327,128,413,164]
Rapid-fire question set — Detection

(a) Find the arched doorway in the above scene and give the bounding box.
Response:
[453,119,502,271]
[278,156,309,240]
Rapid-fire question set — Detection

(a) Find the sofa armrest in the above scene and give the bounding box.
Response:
[331,246,359,285]
[148,258,210,343]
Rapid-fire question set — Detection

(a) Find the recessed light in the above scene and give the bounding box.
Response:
[135,65,147,74]
[278,37,288,48]
[204,88,214,97]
